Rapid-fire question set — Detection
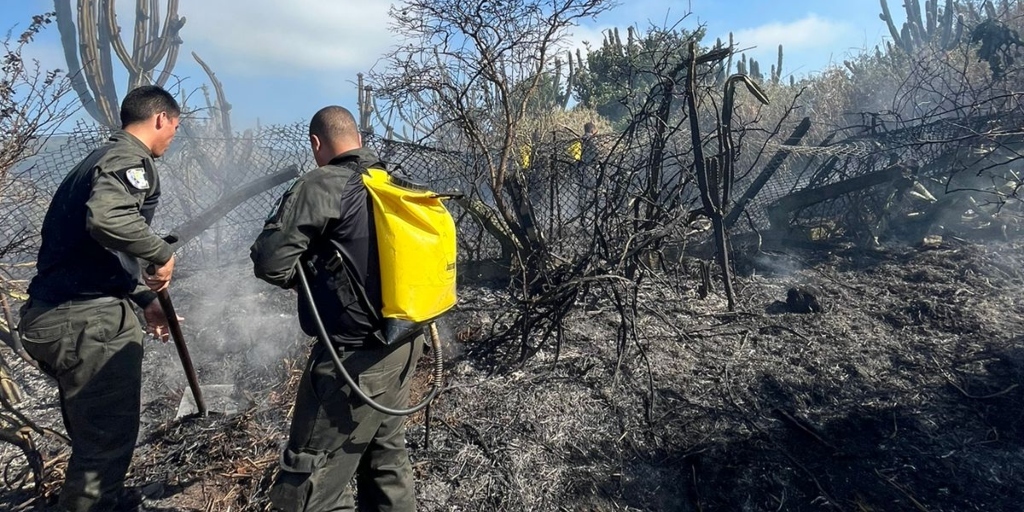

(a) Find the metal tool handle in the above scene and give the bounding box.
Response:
[155,289,207,417]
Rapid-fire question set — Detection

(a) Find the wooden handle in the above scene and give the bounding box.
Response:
[156,290,206,416]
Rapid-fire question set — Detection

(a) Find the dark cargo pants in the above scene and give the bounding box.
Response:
[18,297,144,512]
[269,336,423,512]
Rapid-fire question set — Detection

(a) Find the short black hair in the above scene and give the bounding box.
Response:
[120,85,180,128]
[584,122,596,135]
[310,105,359,142]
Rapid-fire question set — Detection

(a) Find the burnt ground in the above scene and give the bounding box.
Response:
[2,238,1023,511]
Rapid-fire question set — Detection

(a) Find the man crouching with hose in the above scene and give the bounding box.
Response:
[250,106,423,511]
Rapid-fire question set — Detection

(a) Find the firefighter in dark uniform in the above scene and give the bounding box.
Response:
[18,85,180,512]
[580,121,599,168]
[251,105,423,512]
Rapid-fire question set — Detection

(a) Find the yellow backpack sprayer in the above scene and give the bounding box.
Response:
[296,167,459,415]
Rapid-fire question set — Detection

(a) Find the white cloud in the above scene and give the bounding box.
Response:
[721,14,856,77]
[163,0,397,75]
[563,23,611,60]
[730,14,852,54]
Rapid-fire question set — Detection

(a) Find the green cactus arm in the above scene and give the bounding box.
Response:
[908,0,925,38]
[148,0,160,46]
[880,0,906,49]
[96,2,119,111]
[564,51,575,110]
[939,0,955,48]
[727,33,733,73]
[103,0,142,87]
[55,0,105,124]
[142,2,185,72]
[900,23,914,51]
[131,0,146,66]
[78,0,119,126]
[908,21,925,49]
[925,0,937,42]
[154,36,180,87]
[775,44,783,83]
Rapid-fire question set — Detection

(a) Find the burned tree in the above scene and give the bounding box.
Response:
[373,0,614,271]
[371,0,811,366]
[371,0,620,365]
[686,50,769,311]
[171,51,265,260]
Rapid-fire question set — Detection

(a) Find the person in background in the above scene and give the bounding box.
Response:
[580,121,599,168]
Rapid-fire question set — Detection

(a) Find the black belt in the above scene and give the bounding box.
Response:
[29,295,124,309]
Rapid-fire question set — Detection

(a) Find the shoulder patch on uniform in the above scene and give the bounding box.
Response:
[125,167,149,189]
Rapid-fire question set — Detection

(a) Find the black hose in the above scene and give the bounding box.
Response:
[295,264,442,416]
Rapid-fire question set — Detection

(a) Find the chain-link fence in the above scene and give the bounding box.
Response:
[0,121,313,289]
[365,130,640,262]
[0,121,635,289]
[12,112,980,292]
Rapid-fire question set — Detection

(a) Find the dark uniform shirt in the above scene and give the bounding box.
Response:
[250,147,384,345]
[581,133,599,165]
[27,130,173,306]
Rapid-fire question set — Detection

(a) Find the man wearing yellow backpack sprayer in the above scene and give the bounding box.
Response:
[251,106,425,511]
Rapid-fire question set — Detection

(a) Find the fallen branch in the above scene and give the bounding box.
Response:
[0,426,43,491]
[944,376,1019,400]
[875,469,930,512]
[168,164,301,247]
[766,163,913,230]
[773,408,837,451]
[0,293,39,371]
[0,386,69,445]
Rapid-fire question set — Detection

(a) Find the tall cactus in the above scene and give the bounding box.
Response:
[750,60,762,81]
[713,33,735,85]
[54,0,186,127]
[879,0,963,53]
[551,51,576,110]
[771,44,783,84]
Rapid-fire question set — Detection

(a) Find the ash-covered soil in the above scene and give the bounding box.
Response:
[2,239,1023,511]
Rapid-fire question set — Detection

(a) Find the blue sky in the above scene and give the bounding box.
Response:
[3,1,901,130]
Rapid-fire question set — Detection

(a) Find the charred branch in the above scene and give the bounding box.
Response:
[168,165,300,248]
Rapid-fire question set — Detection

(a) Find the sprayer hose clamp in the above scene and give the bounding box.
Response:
[325,251,343,273]
[328,340,366,351]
